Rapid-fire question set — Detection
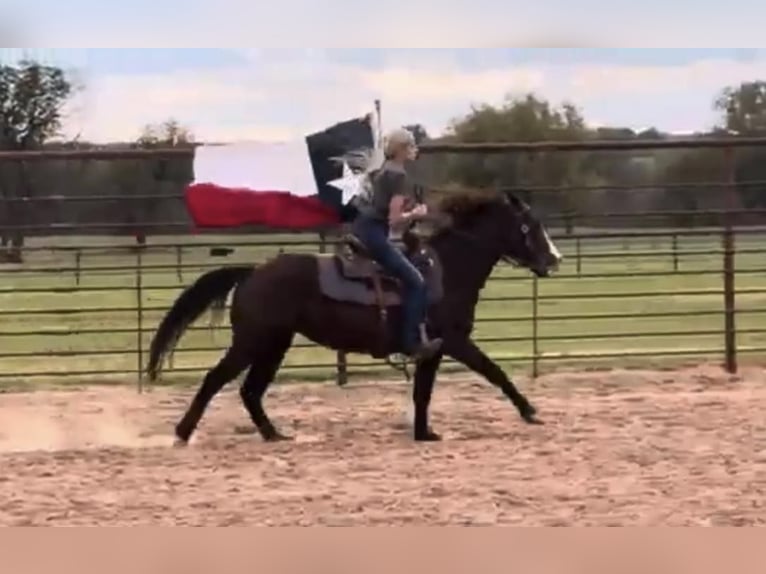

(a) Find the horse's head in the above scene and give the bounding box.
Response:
[499,191,563,277]
[436,190,563,278]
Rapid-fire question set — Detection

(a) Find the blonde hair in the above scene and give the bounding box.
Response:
[384,127,416,159]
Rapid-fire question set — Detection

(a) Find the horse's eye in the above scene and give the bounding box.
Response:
[521,224,530,234]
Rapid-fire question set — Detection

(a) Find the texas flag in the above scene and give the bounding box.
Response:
[185,114,380,230]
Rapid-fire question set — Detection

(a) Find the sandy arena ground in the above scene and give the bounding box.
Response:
[0,365,764,526]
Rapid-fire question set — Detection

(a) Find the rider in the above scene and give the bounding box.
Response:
[350,127,443,361]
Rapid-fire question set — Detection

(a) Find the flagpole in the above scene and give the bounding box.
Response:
[374,99,383,148]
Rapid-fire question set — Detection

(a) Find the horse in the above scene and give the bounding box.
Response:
[146,189,563,444]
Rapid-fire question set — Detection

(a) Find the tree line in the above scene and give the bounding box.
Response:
[2,58,766,262]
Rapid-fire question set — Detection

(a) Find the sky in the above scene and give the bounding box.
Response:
[3,4,766,144]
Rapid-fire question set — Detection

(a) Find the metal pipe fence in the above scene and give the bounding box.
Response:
[2,136,766,388]
[0,227,764,387]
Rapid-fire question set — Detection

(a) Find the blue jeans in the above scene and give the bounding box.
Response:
[351,216,427,353]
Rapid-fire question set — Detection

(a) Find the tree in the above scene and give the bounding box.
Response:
[0,60,72,148]
[714,81,766,135]
[137,118,194,147]
[434,94,591,225]
[582,126,658,199]
[657,81,766,220]
[714,83,766,212]
[0,59,73,262]
[657,148,728,226]
[445,94,589,185]
[116,118,195,246]
[403,123,430,145]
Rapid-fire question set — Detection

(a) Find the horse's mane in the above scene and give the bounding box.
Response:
[434,188,506,221]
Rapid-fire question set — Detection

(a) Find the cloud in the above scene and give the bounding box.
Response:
[567,59,766,97]
[357,66,545,103]
[7,0,766,49]
[56,50,766,143]
[60,54,546,142]
[64,70,283,142]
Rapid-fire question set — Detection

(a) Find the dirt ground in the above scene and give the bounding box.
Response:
[0,365,764,526]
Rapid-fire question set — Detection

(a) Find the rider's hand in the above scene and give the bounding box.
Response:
[411,204,428,219]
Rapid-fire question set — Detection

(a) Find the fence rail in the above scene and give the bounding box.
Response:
[2,137,766,388]
[3,134,766,161]
[4,135,766,238]
[1,228,765,387]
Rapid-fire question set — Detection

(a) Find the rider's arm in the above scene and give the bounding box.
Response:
[385,171,423,226]
[389,195,413,225]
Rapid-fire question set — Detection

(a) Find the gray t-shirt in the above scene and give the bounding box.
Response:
[355,161,414,222]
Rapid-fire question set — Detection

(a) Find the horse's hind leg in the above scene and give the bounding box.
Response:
[239,333,293,442]
[175,344,250,444]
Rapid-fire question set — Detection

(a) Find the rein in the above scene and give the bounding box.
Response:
[420,213,520,268]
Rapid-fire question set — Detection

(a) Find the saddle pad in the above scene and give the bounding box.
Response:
[317,250,444,307]
[335,255,387,280]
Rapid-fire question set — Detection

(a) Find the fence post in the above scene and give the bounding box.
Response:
[136,248,145,392]
[176,245,183,283]
[531,276,539,379]
[672,233,679,272]
[722,147,738,375]
[319,232,348,386]
[575,237,582,276]
[74,249,82,285]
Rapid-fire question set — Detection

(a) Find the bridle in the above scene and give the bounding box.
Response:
[411,184,540,268]
[418,211,529,268]
[444,225,521,267]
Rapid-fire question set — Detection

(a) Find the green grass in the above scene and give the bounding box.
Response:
[1,230,765,388]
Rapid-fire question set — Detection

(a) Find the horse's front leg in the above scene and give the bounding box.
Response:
[413,352,443,441]
[445,337,543,425]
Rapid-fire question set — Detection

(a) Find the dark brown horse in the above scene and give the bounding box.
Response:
[146,190,563,444]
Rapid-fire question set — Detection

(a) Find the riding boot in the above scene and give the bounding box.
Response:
[408,339,443,362]
[405,324,443,362]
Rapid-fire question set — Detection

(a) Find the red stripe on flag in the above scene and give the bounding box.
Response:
[185,183,341,230]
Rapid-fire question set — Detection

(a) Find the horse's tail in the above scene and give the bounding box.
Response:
[146,265,253,381]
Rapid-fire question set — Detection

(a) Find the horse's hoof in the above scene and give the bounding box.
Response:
[518,401,543,425]
[415,430,442,442]
[265,433,294,443]
[521,411,545,425]
[173,437,189,448]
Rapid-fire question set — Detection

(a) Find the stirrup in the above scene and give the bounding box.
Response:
[405,339,443,362]
[416,325,442,356]
[386,354,412,382]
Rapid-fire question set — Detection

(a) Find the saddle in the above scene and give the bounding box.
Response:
[316,231,444,369]
[334,234,400,290]
[317,232,444,309]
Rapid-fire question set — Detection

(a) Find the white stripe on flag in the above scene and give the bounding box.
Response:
[193,140,319,198]
[369,107,385,171]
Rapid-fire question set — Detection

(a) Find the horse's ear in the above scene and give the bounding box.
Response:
[504,191,521,206]
[505,191,529,211]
